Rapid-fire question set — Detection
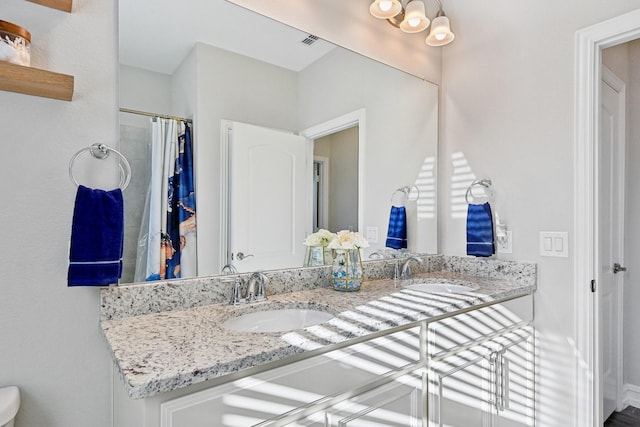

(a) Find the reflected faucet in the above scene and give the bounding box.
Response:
[400,257,424,280]
[222,263,238,275]
[246,272,269,303]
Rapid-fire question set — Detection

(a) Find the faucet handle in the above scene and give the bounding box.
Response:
[230,278,244,305]
[254,272,269,302]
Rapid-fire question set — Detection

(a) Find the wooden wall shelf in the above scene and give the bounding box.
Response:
[0,62,74,101]
[26,0,72,12]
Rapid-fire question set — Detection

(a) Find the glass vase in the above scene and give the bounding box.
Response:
[304,246,332,267]
[331,249,364,292]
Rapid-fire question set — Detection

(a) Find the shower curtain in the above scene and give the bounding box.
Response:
[134,118,197,282]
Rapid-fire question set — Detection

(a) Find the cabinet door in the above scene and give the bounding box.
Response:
[428,346,493,427]
[327,370,425,427]
[428,327,535,427]
[161,328,421,427]
[490,328,535,427]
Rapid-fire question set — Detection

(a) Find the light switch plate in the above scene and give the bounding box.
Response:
[540,231,568,257]
[497,231,512,254]
[366,226,379,244]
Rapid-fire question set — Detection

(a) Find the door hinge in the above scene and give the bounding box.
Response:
[590,279,596,293]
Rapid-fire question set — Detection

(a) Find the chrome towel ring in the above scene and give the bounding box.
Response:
[391,185,421,206]
[69,144,131,190]
[465,179,494,204]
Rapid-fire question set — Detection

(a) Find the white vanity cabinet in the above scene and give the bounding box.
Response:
[156,328,422,427]
[426,296,535,427]
[260,368,426,427]
[114,295,534,427]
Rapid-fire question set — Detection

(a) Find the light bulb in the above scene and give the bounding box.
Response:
[426,15,454,46]
[399,1,429,33]
[379,1,392,11]
[370,0,402,19]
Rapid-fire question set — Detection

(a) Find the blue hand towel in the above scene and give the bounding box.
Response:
[385,206,408,249]
[68,185,124,286]
[466,202,495,257]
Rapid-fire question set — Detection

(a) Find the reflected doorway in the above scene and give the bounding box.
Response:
[312,126,359,233]
[301,109,366,235]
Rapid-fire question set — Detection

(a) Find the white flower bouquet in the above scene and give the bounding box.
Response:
[303,229,335,247]
[327,230,370,250]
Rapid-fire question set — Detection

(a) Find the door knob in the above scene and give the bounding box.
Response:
[236,252,254,261]
[613,263,627,274]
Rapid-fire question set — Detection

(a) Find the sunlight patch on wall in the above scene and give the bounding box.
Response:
[413,156,436,220]
[450,152,476,219]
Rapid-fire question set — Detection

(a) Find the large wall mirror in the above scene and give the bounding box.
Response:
[118,0,438,283]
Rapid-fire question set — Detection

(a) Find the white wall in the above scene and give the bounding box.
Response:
[0,0,117,426]
[440,1,640,425]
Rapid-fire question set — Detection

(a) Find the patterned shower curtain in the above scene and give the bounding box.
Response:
[134,118,197,282]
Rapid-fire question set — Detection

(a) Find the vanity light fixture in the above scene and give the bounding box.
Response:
[369,0,455,46]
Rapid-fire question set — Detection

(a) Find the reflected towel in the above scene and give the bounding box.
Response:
[466,202,495,257]
[385,206,407,249]
[68,185,124,286]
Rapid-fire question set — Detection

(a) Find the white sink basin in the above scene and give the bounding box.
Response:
[404,282,477,294]
[222,308,334,333]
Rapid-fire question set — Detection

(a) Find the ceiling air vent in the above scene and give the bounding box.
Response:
[301,34,319,46]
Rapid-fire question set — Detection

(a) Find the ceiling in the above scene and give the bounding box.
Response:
[119,0,336,75]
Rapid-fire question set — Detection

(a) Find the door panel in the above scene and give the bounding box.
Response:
[599,68,625,421]
[228,121,311,272]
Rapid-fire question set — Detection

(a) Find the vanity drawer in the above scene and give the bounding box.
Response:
[427,295,533,359]
[160,328,421,427]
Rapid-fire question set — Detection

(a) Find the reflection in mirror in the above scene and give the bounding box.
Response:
[119,0,438,282]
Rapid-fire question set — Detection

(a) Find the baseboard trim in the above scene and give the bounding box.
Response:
[623,383,640,408]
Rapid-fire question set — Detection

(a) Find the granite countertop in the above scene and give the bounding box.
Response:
[101,269,535,399]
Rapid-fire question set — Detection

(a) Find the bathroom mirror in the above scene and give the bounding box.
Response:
[118,0,438,282]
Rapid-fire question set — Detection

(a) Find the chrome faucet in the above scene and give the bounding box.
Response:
[400,257,423,280]
[246,272,269,303]
[222,263,238,275]
[228,271,270,305]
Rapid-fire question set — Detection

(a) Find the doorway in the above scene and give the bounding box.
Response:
[312,127,359,233]
[574,8,640,427]
[301,109,366,234]
[598,65,625,421]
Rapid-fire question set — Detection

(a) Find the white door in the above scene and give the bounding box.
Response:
[598,67,625,422]
[227,121,311,272]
